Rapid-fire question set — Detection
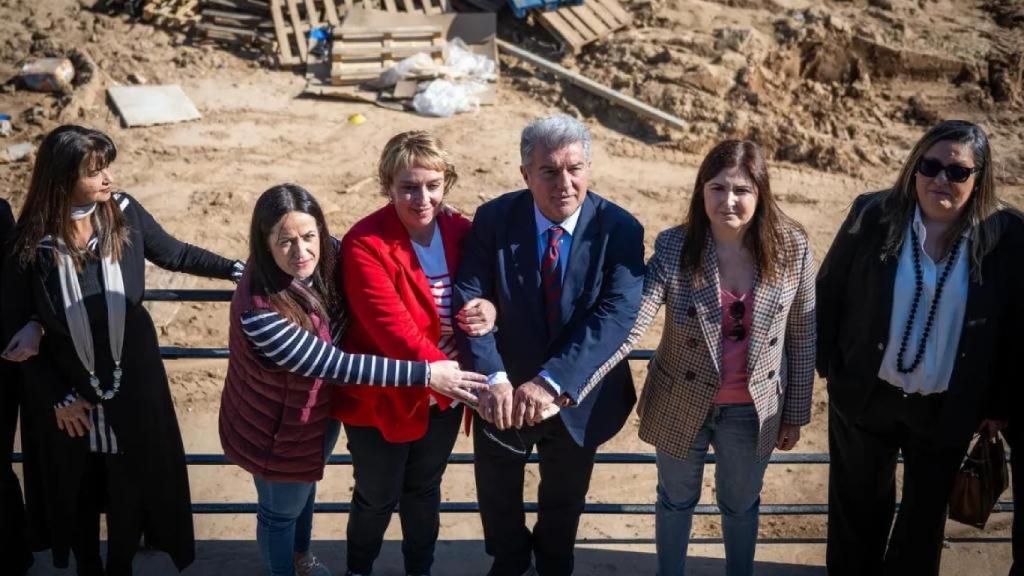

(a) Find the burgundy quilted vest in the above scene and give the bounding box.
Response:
[218,271,334,482]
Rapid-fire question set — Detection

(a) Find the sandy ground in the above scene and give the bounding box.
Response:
[2,0,1022,573]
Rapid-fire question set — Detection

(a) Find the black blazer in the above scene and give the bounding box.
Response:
[817,191,1024,445]
[453,190,645,448]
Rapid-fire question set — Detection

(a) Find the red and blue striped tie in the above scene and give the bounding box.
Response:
[542,226,565,330]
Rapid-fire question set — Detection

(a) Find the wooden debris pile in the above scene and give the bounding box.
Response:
[138,0,634,69]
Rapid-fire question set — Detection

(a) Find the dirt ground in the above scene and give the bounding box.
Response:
[2,0,1022,574]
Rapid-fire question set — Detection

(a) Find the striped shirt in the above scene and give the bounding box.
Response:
[241,308,429,386]
[411,225,459,360]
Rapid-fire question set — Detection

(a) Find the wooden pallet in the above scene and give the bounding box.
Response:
[331,26,444,85]
[534,0,631,54]
[269,0,343,65]
[194,0,275,47]
[367,0,451,14]
[142,0,201,30]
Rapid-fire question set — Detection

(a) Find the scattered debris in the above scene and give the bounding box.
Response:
[106,84,202,127]
[305,8,498,113]
[142,0,202,31]
[0,115,11,137]
[2,142,35,164]
[497,39,686,130]
[534,0,632,54]
[20,58,76,92]
[332,26,445,86]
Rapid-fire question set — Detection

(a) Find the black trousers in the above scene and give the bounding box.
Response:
[343,404,463,575]
[1008,422,1022,576]
[1,364,33,575]
[827,382,967,576]
[473,415,597,576]
[72,453,142,576]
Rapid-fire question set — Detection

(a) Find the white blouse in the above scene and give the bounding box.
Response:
[877,207,969,395]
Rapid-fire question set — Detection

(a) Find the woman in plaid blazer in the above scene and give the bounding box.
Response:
[589,140,815,576]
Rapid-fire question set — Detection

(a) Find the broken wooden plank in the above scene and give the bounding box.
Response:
[496,38,686,131]
[591,0,630,25]
[568,4,610,37]
[201,0,270,12]
[536,10,588,52]
[321,0,340,26]
[269,0,297,64]
[285,0,308,62]
[303,0,320,24]
[534,0,631,54]
[202,8,270,27]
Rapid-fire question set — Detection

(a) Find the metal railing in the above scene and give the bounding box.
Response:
[11,289,1014,544]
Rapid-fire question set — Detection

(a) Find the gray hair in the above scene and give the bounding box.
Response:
[520,114,592,167]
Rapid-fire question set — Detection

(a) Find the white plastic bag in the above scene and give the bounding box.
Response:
[412,79,488,117]
[375,52,441,88]
[444,37,497,81]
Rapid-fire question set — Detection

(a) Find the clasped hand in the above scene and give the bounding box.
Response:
[477,377,567,430]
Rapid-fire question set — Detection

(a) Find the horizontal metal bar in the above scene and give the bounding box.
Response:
[182,453,831,466]
[16,451,1010,466]
[158,348,655,361]
[146,289,233,302]
[190,501,1014,515]
[160,346,229,359]
[591,536,1015,545]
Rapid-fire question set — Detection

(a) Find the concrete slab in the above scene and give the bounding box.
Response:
[106,85,201,128]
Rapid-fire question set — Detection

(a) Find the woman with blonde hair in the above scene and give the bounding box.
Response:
[331,131,492,576]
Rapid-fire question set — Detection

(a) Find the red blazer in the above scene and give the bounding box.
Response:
[330,205,471,442]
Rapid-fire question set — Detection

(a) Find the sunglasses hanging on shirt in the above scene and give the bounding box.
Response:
[725,300,746,342]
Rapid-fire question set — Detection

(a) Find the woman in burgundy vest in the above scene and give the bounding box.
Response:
[219,184,487,576]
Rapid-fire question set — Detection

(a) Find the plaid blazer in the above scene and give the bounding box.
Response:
[588,225,816,461]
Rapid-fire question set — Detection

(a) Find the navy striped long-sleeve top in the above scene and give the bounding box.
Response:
[240,309,429,386]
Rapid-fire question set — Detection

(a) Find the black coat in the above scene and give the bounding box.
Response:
[817,191,1024,446]
[0,193,238,571]
[0,198,33,574]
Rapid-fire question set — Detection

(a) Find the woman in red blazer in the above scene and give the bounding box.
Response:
[332,131,491,576]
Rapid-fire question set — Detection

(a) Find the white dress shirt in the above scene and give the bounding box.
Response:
[877,206,970,395]
[489,201,584,397]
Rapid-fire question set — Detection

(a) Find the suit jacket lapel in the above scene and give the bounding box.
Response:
[508,194,546,337]
[556,194,596,336]
[746,264,782,378]
[693,237,723,375]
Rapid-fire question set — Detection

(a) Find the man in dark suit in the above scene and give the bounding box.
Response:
[453,115,644,576]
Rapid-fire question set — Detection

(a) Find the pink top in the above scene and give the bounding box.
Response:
[715,288,753,405]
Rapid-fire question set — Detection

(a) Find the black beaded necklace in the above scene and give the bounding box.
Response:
[895,228,964,374]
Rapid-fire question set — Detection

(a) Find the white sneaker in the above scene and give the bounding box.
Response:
[295,553,332,576]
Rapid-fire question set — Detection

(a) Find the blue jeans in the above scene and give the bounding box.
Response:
[253,419,341,576]
[655,403,769,576]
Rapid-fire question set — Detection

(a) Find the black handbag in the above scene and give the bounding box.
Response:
[948,432,1009,529]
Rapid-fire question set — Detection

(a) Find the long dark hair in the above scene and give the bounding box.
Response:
[13,125,129,267]
[248,184,339,331]
[877,120,1006,280]
[681,140,802,283]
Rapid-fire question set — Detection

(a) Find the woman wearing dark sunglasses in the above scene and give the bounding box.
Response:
[818,119,1024,575]
[586,139,815,576]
